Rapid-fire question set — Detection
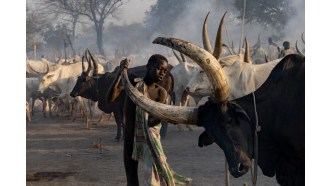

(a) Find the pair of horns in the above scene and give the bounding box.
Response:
[172,49,187,63]
[203,11,226,61]
[81,49,99,76]
[203,12,250,63]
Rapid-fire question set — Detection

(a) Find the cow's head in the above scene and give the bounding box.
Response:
[70,50,97,100]
[185,70,210,94]
[119,37,254,178]
[38,67,58,93]
[197,100,253,177]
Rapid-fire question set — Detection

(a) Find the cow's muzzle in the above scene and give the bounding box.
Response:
[229,162,250,178]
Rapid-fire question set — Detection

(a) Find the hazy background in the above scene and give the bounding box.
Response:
[26,0,305,61]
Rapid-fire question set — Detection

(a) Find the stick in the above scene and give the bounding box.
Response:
[238,0,246,55]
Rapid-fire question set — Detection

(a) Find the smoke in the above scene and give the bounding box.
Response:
[282,0,305,46]
[29,0,305,62]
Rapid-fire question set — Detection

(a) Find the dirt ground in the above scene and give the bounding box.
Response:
[27,112,278,186]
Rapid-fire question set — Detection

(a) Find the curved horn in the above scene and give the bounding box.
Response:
[295,41,305,57]
[202,11,213,54]
[85,50,92,76]
[56,52,63,64]
[28,62,49,75]
[301,32,305,44]
[265,55,269,63]
[222,44,233,55]
[253,33,261,49]
[81,55,86,73]
[231,41,236,55]
[121,68,198,124]
[244,38,251,63]
[213,11,227,60]
[172,49,182,63]
[88,49,99,75]
[153,37,229,103]
[180,52,187,62]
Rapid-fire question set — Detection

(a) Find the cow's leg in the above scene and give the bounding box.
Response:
[42,98,47,118]
[89,100,94,117]
[123,98,139,185]
[124,135,139,186]
[80,99,89,125]
[26,102,31,125]
[48,99,52,117]
[71,102,76,122]
[177,124,184,131]
[31,97,35,116]
[160,121,168,139]
[113,110,123,142]
[98,112,104,123]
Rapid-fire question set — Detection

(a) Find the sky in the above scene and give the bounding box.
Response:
[1,0,329,185]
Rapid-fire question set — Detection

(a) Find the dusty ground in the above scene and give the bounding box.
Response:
[27,112,278,186]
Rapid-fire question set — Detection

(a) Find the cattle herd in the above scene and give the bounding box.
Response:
[26,12,305,186]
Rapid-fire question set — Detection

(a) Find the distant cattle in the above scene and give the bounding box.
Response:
[37,56,104,123]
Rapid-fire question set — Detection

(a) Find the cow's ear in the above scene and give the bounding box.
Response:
[228,102,251,122]
[198,130,215,147]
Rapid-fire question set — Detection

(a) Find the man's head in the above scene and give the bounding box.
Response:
[283,41,290,49]
[268,37,273,44]
[146,54,169,83]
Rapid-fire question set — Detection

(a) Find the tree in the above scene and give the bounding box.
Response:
[26,5,50,53]
[41,0,126,56]
[144,0,191,37]
[42,23,73,57]
[233,0,296,31]
[40,0,83,55]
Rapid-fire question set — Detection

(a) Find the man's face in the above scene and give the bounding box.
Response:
[148,60,168,82]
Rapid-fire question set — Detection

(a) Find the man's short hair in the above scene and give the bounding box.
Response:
[147,54,168,68]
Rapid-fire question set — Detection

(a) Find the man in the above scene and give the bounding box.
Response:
[279,41,296,58]
[268,37,278,47]
[108,54,191,185]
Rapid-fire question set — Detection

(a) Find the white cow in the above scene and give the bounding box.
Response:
[185,56,283,101]
[38,60,105,123]
[26,58,59,77]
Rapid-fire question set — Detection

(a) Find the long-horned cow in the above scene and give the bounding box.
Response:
[121,37,305,186]
[185,13,283,101]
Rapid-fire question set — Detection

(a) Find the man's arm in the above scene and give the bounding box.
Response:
[106,59,129,103]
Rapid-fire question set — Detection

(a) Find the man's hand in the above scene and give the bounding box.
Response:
[120,58,130,70]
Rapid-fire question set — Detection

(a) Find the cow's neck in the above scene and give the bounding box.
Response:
[225,58,282,101]
[90,78,100,102]
[236,91,274,133]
